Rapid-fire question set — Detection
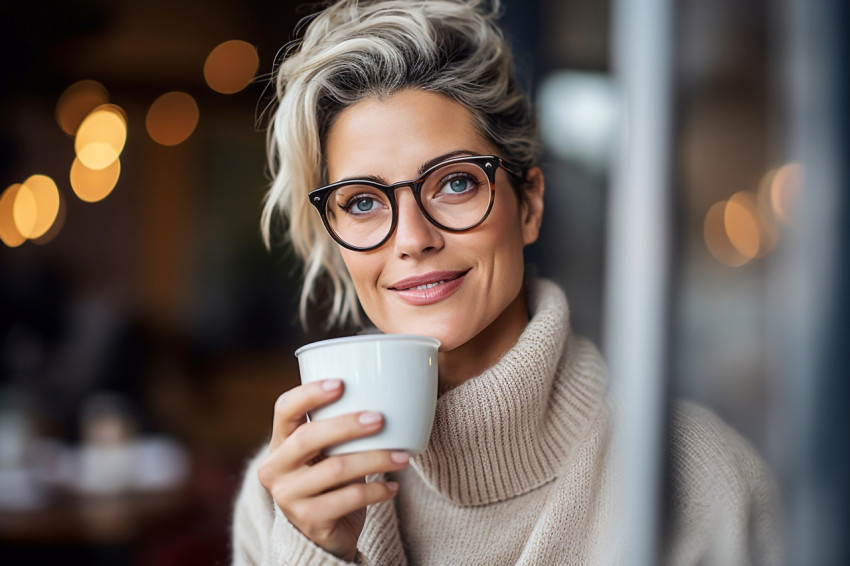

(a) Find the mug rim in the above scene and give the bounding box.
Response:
[295,334,441,357]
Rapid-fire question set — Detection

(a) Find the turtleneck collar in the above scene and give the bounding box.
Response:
[409,279,607,506]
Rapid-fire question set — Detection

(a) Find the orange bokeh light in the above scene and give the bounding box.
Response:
[146,92,200,146]
[724,191,761,260]
[56,80,110,136]
[704,200,748,267]
[75,104,128,170]
[0,184,26,248]
[71,157,121,203]
[17,174,60,239]
[13,184,38,238]
[33,191,66,245]
[754,171,780,257]
[770,163,803,224]
[204,40,260,94]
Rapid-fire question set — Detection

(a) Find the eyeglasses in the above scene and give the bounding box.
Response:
[307,155,524,251]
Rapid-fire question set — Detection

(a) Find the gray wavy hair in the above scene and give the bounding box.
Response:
[261,0,538,329]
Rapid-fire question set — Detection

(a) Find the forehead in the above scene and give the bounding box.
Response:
[324,89,491,182]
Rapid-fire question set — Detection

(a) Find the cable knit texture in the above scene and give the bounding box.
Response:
[231,279,781,565]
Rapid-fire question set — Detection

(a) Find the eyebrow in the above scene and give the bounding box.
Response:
[335,149,479,185]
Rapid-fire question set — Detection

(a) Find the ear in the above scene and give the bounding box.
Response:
[520,166,545,245]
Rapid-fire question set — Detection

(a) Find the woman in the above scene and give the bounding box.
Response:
[232,1,780,564]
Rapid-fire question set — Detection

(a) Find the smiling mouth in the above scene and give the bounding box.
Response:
[410,281,449,290]
[387,270,470,306]
[388,269,469,291]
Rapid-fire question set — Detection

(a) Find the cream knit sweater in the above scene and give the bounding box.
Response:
[232,279,781,565]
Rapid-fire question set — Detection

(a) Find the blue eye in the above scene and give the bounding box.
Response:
[452,179,471,192]
[439,175,476,195]
[339,194,384,216]
[355,198,375,212]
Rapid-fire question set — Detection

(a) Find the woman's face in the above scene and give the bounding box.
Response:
[324,89,543,352]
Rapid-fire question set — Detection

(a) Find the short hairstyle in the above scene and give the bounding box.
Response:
[261,0,538,329]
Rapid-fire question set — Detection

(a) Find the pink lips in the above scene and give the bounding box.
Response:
[388,270,468,306]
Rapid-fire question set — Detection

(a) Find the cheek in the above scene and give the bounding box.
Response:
[487,201,526,261]
[492,238,526,291]
[340,249,383,298]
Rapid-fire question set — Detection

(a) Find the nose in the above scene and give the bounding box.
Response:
[392,188,444,258]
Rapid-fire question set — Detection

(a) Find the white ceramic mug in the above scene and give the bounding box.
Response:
[295,334,440,456]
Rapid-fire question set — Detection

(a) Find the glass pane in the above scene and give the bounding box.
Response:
[325,185,392,248]
[421,162,491,229]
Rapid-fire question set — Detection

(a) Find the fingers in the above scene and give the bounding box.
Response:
[264,410,386,476]
[270,379,344,451]
[290,480,400,529]
[259,379,407,561]
[284,450,410,501]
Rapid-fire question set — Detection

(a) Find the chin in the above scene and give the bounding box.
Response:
[430,332,465,353]
[382,315,474,353]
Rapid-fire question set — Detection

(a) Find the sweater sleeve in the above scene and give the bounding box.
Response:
[665,402,783,566]
[231,446,358,566]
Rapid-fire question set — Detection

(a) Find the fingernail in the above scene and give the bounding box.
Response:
[390,451,409,464]
[322,378,342,391]
[386,481,399,493]
[358,411,382,426]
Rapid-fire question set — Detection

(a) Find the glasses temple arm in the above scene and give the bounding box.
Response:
[498,158,528,182]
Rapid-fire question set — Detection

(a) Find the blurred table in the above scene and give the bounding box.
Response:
[0,487,196,546]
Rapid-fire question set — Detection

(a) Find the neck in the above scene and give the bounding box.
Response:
[437,287,529,393]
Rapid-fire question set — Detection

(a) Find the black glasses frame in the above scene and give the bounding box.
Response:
[307,155,524,252]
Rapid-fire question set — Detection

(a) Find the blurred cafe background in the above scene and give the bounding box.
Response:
[0,0,846,564]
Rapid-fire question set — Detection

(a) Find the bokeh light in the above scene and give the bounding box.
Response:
[12,184,38,238]
[724,191,761,259]
[71,156,121,203]
[203,40,260,94]
[538,70,618,171]
[55,80,110,136]
[755,170,780,256]
[146,92,200,146]
[0,184,27,248]
[704,200,748,267]
[75,104,128,170]
[32,191,66,245]
[770,162,803,224]
[17,175,60,239]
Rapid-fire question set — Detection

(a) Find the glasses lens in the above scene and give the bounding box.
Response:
[325,184,393,249]
[421,161,492,230]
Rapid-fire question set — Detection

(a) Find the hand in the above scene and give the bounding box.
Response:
[257,378,410,561]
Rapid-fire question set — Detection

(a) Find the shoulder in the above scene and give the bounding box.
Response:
[666,401,782,565]
[232,445,275,565]
[667,401,772,495]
